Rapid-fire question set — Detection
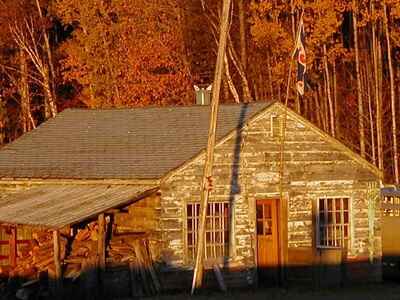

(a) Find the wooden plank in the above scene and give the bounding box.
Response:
[133,242,152,295]
[9,226,16,267]
[97,213,106,269]
[213,264,227,292]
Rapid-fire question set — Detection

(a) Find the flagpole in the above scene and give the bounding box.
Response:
[278,10,304,282]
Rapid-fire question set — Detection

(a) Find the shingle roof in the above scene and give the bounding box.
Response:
[0,102,272,179]
[0,184,157,228]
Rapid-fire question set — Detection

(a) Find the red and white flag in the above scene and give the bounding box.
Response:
[294,17,306,96]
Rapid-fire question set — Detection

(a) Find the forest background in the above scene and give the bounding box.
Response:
[0,0,399,183]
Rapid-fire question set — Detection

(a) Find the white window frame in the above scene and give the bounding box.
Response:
[186,201,230,263]
[316,196,352,249]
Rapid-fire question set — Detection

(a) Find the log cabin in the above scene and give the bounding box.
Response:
[0,101,383,295]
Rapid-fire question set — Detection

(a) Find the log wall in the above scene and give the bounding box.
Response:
[159,104,382,287]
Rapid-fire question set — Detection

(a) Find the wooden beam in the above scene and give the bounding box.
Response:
[191,0,232,294]
[52,229,63,297]
[9,226,17,267]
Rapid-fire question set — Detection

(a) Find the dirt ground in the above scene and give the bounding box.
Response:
[146,282,400,300]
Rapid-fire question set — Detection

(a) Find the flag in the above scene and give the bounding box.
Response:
[294,17,306,96]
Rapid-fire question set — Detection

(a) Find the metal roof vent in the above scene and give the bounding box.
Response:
[194,84,212,105]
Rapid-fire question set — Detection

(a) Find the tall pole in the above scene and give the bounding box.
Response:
[191,0,232,294]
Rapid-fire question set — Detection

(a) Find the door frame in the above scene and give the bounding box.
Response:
[254,196,288,285]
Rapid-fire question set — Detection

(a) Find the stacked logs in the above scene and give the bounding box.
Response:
[63,222,99,280]
[9,230,67,279]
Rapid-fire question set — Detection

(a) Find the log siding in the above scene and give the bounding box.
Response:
[160,104,381,285]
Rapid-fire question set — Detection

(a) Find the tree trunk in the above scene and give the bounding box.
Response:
[314,88,322,129]
[43,66,57,119]
[238,0,247,71]
[366,60,376,165]
[19,50,34,132]
[384,2,399,183]
[323,44,335,137]
[371,0,384,171]
[333,59,339,138]
[227,38,252,102]
[322,68,329,132]
[35,0,57,117]
[267,52,274,100]
[353,0,366,158]
[224,53,240,103]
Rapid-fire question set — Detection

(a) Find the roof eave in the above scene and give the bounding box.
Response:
[0,177,161,185]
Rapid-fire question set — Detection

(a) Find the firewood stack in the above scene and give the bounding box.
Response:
[108,234,161,295]
[63,221,99,280]
[8,230,67,279]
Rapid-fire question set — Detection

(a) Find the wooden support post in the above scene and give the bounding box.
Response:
[97,213,106,296]
[52,229,63,298]
[191,0,232,294]
[9,226,17,267]
[97,213,106,269]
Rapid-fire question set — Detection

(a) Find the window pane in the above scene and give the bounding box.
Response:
[328,212,333,223]
[264,204,271,219]
[319,198,325,211]
[256,205,263,218]
[187,205,193,217]
[344,211,349,223]
[265,220,272,235]
[335,212,341,223]
[328,199,333,211]
[188,233,193,246]
[343,199,348,210]
[335,198,341,211]
[188,219,193,230]
[257,221,263,235]
[215,204,220,215]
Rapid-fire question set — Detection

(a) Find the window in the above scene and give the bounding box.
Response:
[187,202,230,262]
[317,197,350,248]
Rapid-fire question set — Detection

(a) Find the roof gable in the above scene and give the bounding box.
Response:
[163,102,381,181]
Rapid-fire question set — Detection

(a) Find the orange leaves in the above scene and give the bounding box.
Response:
[54,0,193,108]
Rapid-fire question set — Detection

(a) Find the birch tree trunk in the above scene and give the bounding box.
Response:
[366,61,376,165]
[224,53,240,103]
[371,0,384,171]
[35,0,57,118]
[353,0,366,158]
[384,2,399,183]
[333,59,339,137]
[238,0,247,71]
[19,51,34,132]
[323,44,335,137]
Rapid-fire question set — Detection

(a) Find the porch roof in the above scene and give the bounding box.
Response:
[0,184,157,228]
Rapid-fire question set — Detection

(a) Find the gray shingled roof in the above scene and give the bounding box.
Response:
[0,102,272,179]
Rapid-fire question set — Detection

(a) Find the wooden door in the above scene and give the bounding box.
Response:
[256,199,279,284]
